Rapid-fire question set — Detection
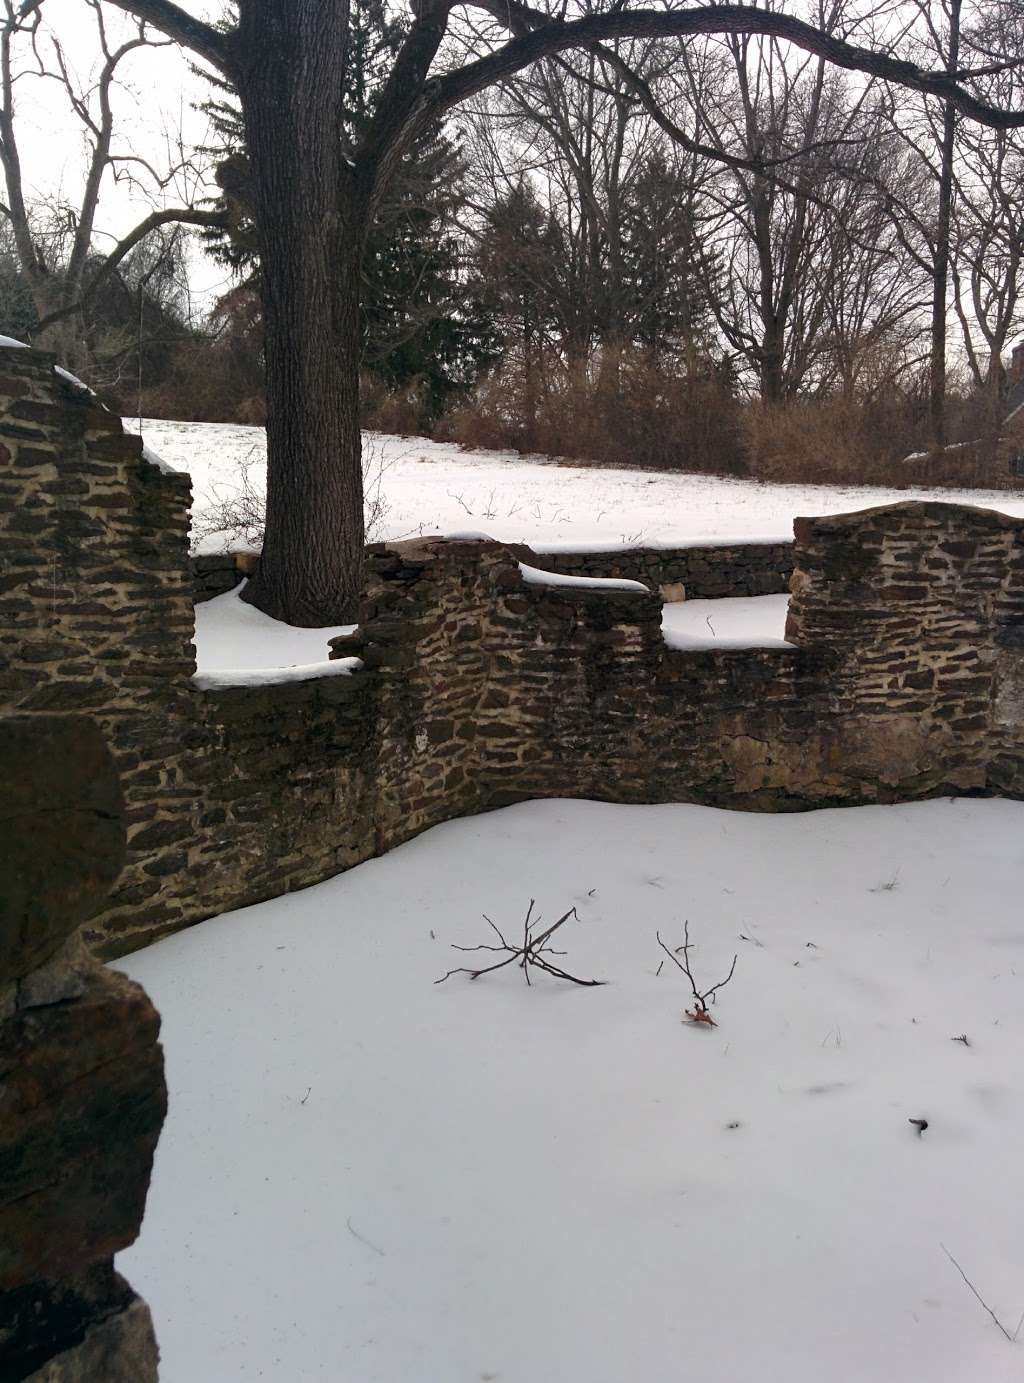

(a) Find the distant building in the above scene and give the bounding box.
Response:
[1003,343,1024,477]
[903,340,1024,485]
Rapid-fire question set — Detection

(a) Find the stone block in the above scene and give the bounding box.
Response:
[0,961,166,1289]
[2,1266,158,1383]
[0,717,125,982]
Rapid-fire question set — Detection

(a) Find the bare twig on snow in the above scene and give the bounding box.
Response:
[436,899,604,987]
[656,923,738,1027]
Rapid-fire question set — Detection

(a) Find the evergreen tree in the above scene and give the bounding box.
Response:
[200,0,498,421]
[619,151,716,368]
[474,182,567,362]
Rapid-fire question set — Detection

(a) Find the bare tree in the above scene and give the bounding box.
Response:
[0,0,220,370]
[91,0,1024,625]
[464,40,714,382]
[952,61,1024,451]
[676,8,893,401]
[917,0,962,450]
[809,100,930,401]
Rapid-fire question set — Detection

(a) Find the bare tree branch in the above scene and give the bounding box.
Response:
[431,5,1024,131]
[95,0,228,73]
[436,899,605,986]
[28,205,226,337]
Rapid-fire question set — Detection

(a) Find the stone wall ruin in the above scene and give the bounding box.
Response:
[2,342,1024,959]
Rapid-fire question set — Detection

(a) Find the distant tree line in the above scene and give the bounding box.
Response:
[3,0,1024,491]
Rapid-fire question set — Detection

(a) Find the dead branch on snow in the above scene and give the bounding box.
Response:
[656,922,738,1027]
[436,899,605,987]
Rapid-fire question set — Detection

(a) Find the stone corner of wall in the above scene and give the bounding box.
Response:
[795,498,1024,545]
[0,341,56,368]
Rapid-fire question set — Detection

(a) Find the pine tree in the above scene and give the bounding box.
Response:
[200,0,498,422]
[619,151,717,369]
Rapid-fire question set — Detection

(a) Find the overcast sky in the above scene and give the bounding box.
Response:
[8,0,227,315]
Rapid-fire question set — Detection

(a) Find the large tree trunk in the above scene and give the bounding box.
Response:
[759,316,785,403]
[233,0,368,627]
[930,0,962,454]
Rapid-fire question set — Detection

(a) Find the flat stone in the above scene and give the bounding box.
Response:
[0,716,125,982]
[0,964,165,1288]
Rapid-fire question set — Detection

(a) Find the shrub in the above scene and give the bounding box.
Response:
[437,346,746,475]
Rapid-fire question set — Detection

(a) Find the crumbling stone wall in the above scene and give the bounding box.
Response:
[786,502,1024,798]
[192,549,258,601]
[0,716,165,1381]
[5,342,1024,958]
[192,539,794,605]
[0,346,199,951]
[526,540,793,600]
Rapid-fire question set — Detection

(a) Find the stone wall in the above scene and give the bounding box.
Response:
[4,342,1024,958]
[192,539,794,605]
[0,716,165,1381]
[526,539,793,600]
[0,346,200,952]
[786,502,1024,797]
[192,549,258,601]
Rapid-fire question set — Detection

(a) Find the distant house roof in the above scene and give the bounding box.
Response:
[1007,373,1024,423]
[1006,342,1024,423]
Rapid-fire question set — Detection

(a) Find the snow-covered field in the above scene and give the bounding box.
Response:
[152,417,1019,671]
[131,417,1024,555]
[118,795,1024,1383]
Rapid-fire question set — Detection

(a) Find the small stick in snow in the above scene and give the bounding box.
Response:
[908,1117,929,1135]
[435,900,605,987]
[656,924,738,1027]
[347,1218,386,1257]
[941,1243,1022,1342]
[951,1033,970,1046]
[300,1086,311,1105]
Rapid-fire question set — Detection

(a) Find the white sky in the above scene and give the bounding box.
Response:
[7,0,227,316]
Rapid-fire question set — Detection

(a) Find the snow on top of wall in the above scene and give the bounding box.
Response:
[54,364,95,395]
[0,333,99,398]
[141,442,181,476]
[518,561,649,594]
[530,534,793,554]
[192,656,364,692]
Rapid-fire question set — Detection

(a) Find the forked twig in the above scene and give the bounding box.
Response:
[656,922,738,1027]
[436,900,605,987]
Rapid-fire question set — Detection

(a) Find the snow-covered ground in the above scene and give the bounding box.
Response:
[662,593,791,650]
[130,417,1024,555]
[124,421,1024,1376]
[193,585,354,674]
[118,795,1024,1383]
